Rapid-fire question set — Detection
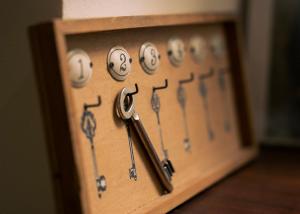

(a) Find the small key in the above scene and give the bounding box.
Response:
[218,68,231,132]
[177,85,191,151]
[199,70,214,141]
[151,90,175,176]
[122,93,138,181]
[151,91,168,159]
[116,86,173,194]
[81,109,107,197]
[125,121,138,180]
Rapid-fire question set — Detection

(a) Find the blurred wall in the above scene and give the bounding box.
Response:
[245,0,274,142]
[63,0,238,18]
[0,0,239,213]
[0,1,61,214]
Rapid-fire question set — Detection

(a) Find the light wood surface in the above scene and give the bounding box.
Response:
[30,14,257,214]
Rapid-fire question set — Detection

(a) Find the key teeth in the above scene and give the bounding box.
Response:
[162,159,175,179]
[96,175,107,193]
[184,138,191,151]
[129,168,137,181]
[167,159,175,173]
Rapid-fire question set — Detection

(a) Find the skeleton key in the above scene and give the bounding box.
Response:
[81,96,106,198]
[151,79,169,159]
[116,85,173,194]
[125,119,138,180]
[218,68,230,132]
[199,69,215,140]
[177,73,194,151]
[151,92,168,159]
[151,80,175,174]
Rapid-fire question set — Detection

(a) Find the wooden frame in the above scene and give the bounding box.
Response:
[30,13,257,214]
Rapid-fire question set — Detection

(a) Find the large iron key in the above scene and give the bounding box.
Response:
[116,85,173,194]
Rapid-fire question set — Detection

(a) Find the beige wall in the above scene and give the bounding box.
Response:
[245,0,273,141]
[63,0,239,19]
[0,0,61,213]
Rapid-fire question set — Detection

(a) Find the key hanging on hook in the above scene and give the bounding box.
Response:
[177,73,194,151]
[199,68,215,141]
[81,95,107,198]
[151,79,175,176]
[119,84,139,181]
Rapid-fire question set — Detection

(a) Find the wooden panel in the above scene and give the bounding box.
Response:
[30,14,257,214]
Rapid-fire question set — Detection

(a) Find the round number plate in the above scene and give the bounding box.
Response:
[139,42,160,74]
[211,35,225,59]
[167,37,185,67]
[68,49,93,88]
[107,46,132,81]
[190,36,208,64]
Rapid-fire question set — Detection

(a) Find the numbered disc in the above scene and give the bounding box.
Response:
[167,37,185,67]
[107,46,132,81]
[139,42,160,74]
[68,49,93,88]
[210,35,225,59]
[189,36,208,64]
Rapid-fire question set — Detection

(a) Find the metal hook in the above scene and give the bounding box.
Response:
[199,68,214,80]
[127,83,139,97]
[84,96,102,110]
[153,79,168,93]
[179,73,194,85]
[219,67,228,74]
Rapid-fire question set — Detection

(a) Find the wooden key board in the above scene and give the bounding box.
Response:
[30,13,257,214]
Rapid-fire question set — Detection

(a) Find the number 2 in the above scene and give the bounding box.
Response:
[120,53,127,72]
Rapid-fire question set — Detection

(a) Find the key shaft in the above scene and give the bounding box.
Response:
[130,112,173,193]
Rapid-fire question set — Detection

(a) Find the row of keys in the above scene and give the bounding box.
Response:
[81,68,231,197]
[68,35,225,88]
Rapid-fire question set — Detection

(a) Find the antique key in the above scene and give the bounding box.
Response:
[125,115,138,180]
[152,79,168,160]
[116,84,173,194]
[177,73,194,151]
[151,80,175,174]
[218,68,230,132]
[81,96,106,197]
[199,69,215,140]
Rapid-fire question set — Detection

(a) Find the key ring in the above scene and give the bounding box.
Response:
[117,87,136,120]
